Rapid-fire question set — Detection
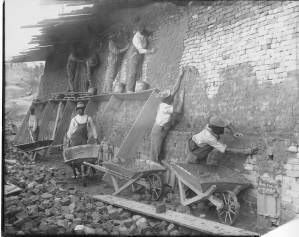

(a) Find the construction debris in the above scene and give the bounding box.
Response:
[4,137,199,235]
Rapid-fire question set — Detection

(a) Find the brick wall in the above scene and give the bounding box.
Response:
[38,0,299,222]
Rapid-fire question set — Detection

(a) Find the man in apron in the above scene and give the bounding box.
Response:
[66,101,98,178]
[187,115,258,165]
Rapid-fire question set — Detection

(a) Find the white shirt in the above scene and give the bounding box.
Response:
[192,125,227,153]
[67,114,97,139]
[155,103,174,127]
[132,31,148,54]
[28,115,38,132]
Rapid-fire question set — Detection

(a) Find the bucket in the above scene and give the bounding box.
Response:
[88,87,97,95]
[135,81,149,92]
[113,81,125,93]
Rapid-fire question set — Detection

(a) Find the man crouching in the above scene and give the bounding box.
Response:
[187,115,257,165]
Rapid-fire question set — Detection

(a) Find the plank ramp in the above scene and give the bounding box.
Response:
[116,91,160,161]
[92,194,258,236]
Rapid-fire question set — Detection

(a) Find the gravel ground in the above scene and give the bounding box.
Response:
[4,121,260,236]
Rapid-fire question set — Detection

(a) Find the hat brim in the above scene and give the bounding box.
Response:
[76,106,86,110]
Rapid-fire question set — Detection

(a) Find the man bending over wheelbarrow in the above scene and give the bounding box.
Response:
[66,101,98,178]
[187,115,258,165]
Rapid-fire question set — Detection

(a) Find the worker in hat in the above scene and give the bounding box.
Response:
[66,101,98,179]
[150,67,187,163]
[67,101,98,147]
[28,107,39,142]
[187,115,258,165]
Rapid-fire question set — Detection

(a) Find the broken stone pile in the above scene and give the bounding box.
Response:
[4,157,197,235]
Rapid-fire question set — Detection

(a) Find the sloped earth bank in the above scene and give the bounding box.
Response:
[4,129,259,235]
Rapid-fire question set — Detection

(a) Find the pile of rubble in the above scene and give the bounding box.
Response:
[4,156,197,235]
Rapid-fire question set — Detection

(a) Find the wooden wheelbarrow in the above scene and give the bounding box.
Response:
[14,140,53,162]
[164,161,251,226]
[63,144,102,186]
[84,159,166,201]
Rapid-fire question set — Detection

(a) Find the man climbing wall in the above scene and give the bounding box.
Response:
[103,31,129,93]
[126,24,155,92]
[150,67,186,163]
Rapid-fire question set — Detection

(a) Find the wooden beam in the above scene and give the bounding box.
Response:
[52,101,64,140]
[92,195,258,236]
[53,100,76,145]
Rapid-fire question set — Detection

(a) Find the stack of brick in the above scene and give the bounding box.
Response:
[242,156,258,209]
[281,149,299,217]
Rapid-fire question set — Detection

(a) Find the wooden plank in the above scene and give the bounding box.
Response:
[51,101,64,140]
[53,101,76,145]
[38,101,57,140]
[13,107,31,144]
[92,195,258,236]
[171,163,203,193]
[116,91,160,161]
[112,173,143,196]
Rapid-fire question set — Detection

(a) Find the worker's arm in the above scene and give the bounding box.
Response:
[170,68,185,97]
[86,60,91,83]
[225,147,257,155]
[32,116,38,132]
[66,118,76,139]
[66,54,73,77]
[88,117,98,140]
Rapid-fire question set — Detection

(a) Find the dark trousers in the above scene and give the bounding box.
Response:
[127,49,144,92]
[150,123,171,162]
[187,140,224,166]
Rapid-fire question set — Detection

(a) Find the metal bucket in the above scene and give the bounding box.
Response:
[113,81,125,93]
[135,81,149,92]
[88,87,97,95]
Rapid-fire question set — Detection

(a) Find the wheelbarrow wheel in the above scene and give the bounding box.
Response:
[216,190,240,225]
[146,173,163,201]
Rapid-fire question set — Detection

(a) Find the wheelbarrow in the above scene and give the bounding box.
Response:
[14,140,53,162]
[84,159,166,201]
[63,144,102,186]
[164,161,251,225]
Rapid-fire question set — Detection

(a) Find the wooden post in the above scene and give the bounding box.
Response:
[52,101,63,140]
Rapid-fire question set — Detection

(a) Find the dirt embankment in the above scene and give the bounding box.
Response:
[5,62,44,125]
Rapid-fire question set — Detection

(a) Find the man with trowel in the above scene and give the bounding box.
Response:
[187,115,258,165]
[66,101,98,179]
[28,107,39,142]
